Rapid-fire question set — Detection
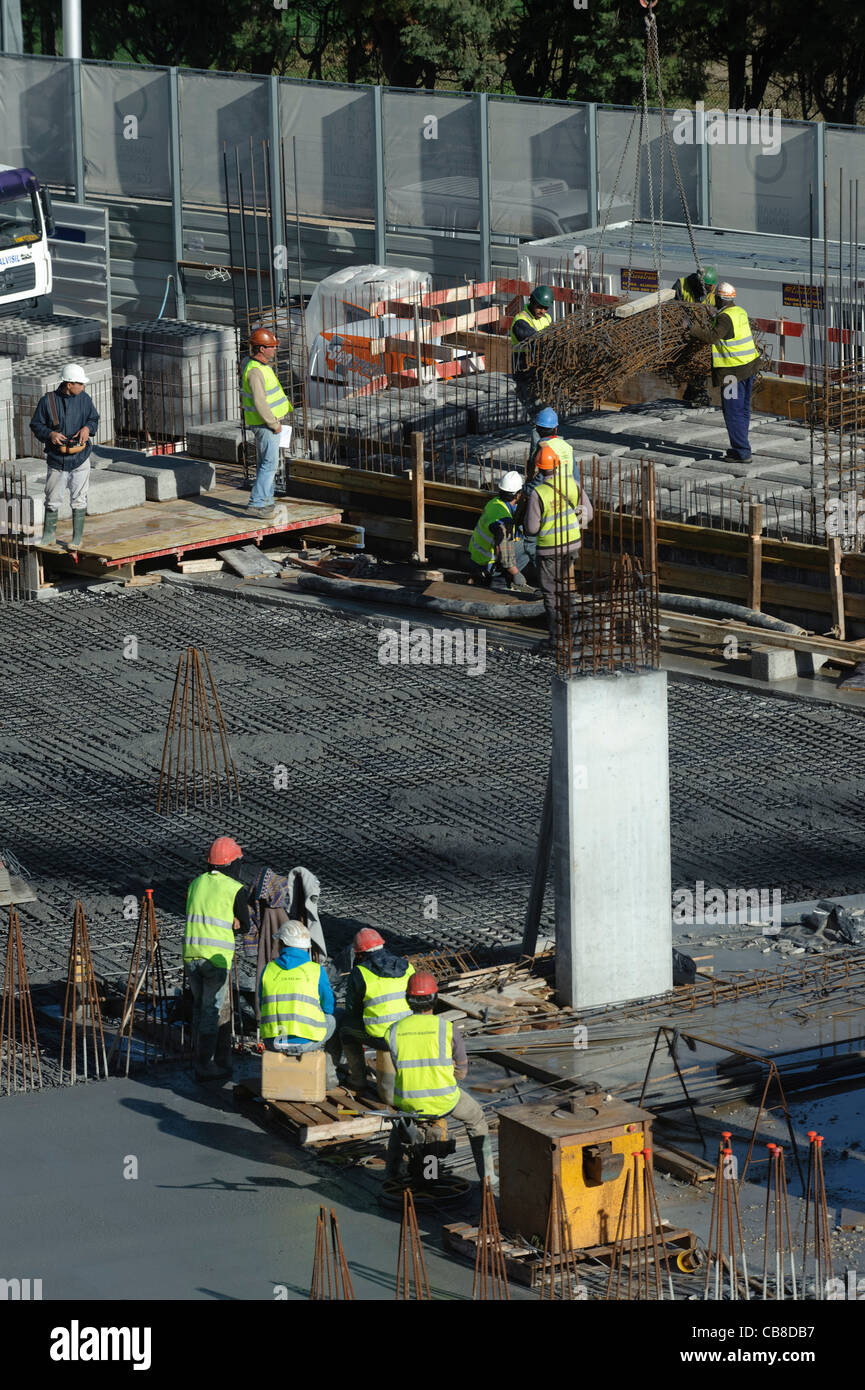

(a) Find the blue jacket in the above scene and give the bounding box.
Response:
[30,385,99,471]
[259,945,334,1043]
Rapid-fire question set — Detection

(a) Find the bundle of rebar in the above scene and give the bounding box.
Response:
[158,646,240,814]
[472,1179,510,1300]
[605,1150,674,1301]
[704,1135,750,1301]
[0,906,42,1094]
[395,1188,431,1300]
[109,890,171,1075]
[0,464,33,604]
[60,900,108,1084]
[310,1207,355,1300]
[802,1132,833,1299]
[761,1143,796,1300]
[539,1173,583,1300]
[554,458,660,677]
[526,300,713,415]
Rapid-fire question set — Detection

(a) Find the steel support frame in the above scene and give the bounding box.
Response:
[478,93,491,282]
[70,57,85,202]
[168,67,186,319]
[373,85,386,266]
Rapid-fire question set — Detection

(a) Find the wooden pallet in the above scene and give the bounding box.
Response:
[235,1077,391,1146]
[443,1220,695,1290]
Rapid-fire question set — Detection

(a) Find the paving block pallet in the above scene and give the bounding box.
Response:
[235,1077,391,1146]
[443,1220,696,1289]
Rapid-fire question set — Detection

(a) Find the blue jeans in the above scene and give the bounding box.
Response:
[720,376,754,459]
[249,426,280,507]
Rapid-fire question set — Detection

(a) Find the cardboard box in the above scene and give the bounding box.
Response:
[261,1048,326,1103]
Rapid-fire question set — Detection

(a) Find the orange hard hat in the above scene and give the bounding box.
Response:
[407,971,438,999]
[250,328,279,348]
[208,836,242,866]
[535,444,561,472]
[353,928,384,953]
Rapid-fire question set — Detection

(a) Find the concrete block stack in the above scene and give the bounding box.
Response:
[0,314,102,362]
[93,445,216,501]
[111,320,237,437]
[184,420,243,464]
[0,356,13,464]
[11,355,114,458]
[11,458,146,518]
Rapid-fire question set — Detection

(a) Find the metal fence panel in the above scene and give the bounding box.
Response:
[81,62,171,201]
[179,71,269,206]
[826,127,865,241]
[597,107,699,228]
[48,198,111,342]
[709,121,815,238]
[280,81,375,221]
[488,97,590,239]
[0,54,76,191]
[384,90,481,232]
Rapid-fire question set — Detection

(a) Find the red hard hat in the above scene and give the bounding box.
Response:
[535,444,560,472]
[407,971,438,999]
[250,328,279,348]
[208,836,243,866]
[353,928,384,953]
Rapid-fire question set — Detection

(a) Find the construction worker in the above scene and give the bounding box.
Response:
[510,285,554,411]
[240,328,293,521]
[340,928,415,1092]
[468,471,534,591]
[183,836,250,1081]
[523,442,593,643]
[673,267,717,407]
[388,972,497,1190]
[530,407,577,484]
[259,920,337,1080]
[30,363,99,553]
[689,281,761,463]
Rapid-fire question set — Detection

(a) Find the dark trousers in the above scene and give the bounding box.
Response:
[720,376,754,459]
[537,548,578,636]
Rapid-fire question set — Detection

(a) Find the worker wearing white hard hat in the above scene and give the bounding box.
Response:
[29,362,99,552]
[467,471,537,593]
[259,919,337,1070]
[689,280,762,463]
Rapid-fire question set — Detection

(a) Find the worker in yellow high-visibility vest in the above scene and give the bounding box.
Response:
[184,835,250,1081]
[509,285,553,412]
[672,267,716,407]
[689,281,761,463]
[523,442,593,647]
[240,327,293,521]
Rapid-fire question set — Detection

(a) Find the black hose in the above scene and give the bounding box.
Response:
[659,592,806,635]
[295,572,545,620]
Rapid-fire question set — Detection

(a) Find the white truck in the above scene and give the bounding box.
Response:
[0,164,55,311]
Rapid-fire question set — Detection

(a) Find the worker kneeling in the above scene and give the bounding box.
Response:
[467,470,535,591]
[388,972,497,1191]
[259,921,337,1080]
[341,928,415,1092]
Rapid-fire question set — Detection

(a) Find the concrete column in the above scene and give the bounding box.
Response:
[552,670,672,1009]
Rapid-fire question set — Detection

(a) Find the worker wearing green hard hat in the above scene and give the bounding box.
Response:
[672,266,718,406]
[510,284,554,412]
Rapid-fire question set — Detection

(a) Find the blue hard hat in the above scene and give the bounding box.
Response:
[535,407,558,429]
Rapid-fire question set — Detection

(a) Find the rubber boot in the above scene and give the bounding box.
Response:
[70,508,86,551]
[385,1122,405,1180]
[470,1135,499,1194]
[195,1033,224,1081]
[41,508,59,546]
[212,1022,233,1079]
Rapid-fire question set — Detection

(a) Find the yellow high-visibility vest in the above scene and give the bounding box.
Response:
[469,495,513,566]
[260,959,326,1041]
[183,871,242,967]
[534,472,582,550]
[240,358,293,428]
[711,306,760,372]
[509,306,552,361]
[358,962,415,1039]
[388,1014,461,1118]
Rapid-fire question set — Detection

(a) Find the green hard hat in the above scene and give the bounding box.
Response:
[702,267,718,286]
[530,284,554,309]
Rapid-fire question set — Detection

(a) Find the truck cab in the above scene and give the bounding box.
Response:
[0,165,54,312]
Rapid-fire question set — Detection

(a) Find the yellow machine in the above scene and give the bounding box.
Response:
[498,1089,653,1251]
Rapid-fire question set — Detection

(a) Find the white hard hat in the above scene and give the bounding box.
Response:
[60,362,90,384]
[277,919,311,949]
[499,471,524,494]
[716,282,736,300]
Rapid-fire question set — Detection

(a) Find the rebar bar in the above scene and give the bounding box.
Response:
[310,1207,355,1299]
[158,646,240,813]
[472,1178,510,1300]
[60,900,109,1084]
[539,1173,583,1300]
[109,890,171,1075]
[703,1135,750,1300]
[395,1188,431,1300]
[0,906,42,1094]
[802,1131,834,1299]
[605,1150,675,1300]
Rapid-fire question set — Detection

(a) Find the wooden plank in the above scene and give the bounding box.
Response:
[299,1112,387,1144]
[658,610,861,664]
[653,1144,717,1185]
[828,537,846,640]
[179,557,225,574]
[614,288,676,318]
[410,431,426,564]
